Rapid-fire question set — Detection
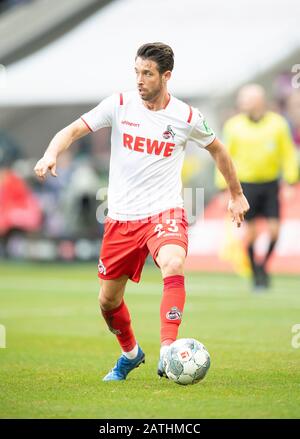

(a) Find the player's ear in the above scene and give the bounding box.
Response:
[163,70,172,82]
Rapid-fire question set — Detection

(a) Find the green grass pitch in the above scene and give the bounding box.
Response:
[0,262,299,419]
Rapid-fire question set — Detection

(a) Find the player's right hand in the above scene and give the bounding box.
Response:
[228,192,250,228]
[34,155,57,180]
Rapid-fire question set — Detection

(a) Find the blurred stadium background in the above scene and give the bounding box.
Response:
[0,0,300,419]
[0,0,300,271]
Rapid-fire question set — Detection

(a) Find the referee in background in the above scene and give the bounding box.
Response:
[216,84,299,290]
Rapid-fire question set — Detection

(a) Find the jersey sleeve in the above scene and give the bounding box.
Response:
[188,109,216,148]
[80,94,116,132]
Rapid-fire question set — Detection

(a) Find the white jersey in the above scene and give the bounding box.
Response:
[81,90,215,220]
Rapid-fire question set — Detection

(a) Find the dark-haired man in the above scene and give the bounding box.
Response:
[34,42,249,381]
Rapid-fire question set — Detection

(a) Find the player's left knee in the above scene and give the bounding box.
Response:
[271,232,279,242]
[161,256,185,276]
[268,222,280,241]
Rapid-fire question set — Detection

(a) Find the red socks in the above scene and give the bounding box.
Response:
[101,275,186,352]
[160,275,186,346]
[101,300,136,352]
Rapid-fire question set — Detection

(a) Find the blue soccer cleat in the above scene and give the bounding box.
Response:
[102,345,145,381]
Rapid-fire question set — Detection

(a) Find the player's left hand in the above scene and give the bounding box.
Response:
[228,193,250,228]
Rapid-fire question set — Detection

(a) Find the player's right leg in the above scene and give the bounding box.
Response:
[259,218,280,287]
[241,182,262,289]
[98,217,148,381]
[258,181,280,288]
[244,219,261,288]
[99,276,145,381]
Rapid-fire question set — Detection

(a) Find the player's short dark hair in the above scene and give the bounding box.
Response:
[136,42,174,74]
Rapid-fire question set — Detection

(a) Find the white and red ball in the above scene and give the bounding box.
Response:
[165,338,211,385]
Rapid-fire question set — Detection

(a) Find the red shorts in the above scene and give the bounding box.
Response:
[98,207,188,283]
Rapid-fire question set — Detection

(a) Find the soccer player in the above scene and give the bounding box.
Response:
[216,84,298,289]
[34,43,249,381]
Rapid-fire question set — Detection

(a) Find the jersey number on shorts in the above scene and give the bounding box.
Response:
[154,219,179,237]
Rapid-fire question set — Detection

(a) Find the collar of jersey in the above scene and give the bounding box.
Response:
[138,93,172,113]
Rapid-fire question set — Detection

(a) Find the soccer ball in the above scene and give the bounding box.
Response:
[165,338,210,385]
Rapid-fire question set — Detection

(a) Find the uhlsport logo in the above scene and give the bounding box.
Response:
[163,125,176,140]
[98,259,106,275]
[166,306,182,321]
[121,120,140,128]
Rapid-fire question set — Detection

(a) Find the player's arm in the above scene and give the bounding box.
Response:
[34,118,90,180]
[206,137,250,227]
[214,121,235,190]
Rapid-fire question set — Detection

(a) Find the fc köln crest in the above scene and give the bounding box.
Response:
[98,258,106,275]
[163,125,176,140]
[166,306,182,321]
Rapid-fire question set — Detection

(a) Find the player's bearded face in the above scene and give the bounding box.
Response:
[135,57,165,101]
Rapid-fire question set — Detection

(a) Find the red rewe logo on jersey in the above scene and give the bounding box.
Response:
[123,133,175,157]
